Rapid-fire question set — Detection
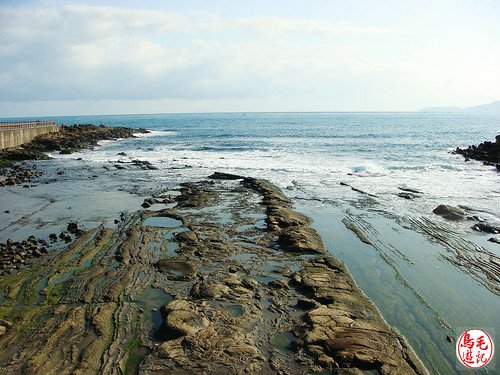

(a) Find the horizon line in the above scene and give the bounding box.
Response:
[0,110,459,119]
[2,109,499,119]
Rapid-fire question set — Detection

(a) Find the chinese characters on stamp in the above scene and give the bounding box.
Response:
[457,329,494,368]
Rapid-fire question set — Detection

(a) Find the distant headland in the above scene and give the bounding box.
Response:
[420,100,500,114]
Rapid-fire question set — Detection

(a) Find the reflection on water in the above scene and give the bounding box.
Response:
[302,203,498,375]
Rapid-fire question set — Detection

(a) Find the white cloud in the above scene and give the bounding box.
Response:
[0,3,498,115]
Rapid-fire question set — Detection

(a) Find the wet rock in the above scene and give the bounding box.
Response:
[67,222,78,233]
[208,171,245,180]
[472,223,500,234]
[159,299,209,338]
[332,369,364,375]
[117,152,127,156]
[175,230,198,245]
[432,205,466,221]
[454,135,500,168]
[399,186,423,194]
[398,192,418,199]
[132,159,158,170]
[488,237,500,244]
[292,257,427,374]
[143,197,160,207]
[59,231,72,242]
[154,259,197,281]
[467,215,486,222]
[269,279,289,289]
[278,227,326,254]
[267,205,309,230]
[191,280,230,299]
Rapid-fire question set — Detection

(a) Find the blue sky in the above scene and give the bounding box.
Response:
[0,0,499,116]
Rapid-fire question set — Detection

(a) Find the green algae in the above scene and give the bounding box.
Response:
[124,339,152,375]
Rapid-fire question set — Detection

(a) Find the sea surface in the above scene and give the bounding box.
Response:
[2,112,499,373]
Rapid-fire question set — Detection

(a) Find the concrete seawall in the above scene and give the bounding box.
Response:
[0,121,59,149]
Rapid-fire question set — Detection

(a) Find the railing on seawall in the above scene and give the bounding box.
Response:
[0,120,58,131]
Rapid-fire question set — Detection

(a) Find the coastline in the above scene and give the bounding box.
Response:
[0,128,429,374]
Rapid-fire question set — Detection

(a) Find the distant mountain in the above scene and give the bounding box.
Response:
[420,100,500,114]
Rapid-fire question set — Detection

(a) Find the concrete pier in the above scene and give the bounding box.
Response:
[0,121,59,149]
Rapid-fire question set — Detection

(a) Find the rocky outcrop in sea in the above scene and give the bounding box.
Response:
[453,135,500,171]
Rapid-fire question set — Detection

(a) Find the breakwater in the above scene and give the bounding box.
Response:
[0,121,59,149]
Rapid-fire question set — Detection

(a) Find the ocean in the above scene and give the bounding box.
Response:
[2,112,499,373]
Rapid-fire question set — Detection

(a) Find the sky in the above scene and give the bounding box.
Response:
[0,0,499,116]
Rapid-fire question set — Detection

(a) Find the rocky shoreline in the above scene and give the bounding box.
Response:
[453,134,500,171]
[0,164,429,374]
[0,124,148,187]
[0,124,149,161]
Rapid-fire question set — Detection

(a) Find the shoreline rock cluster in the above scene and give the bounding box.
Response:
[0,124,149,161]
[453,135,500,171]
[0,222,83,275]
[0,162,42,187]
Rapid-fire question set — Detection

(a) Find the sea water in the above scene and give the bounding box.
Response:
[2,112,499,373]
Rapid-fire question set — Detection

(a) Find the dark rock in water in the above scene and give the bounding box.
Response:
[453,135,500,169]
[488,237,500,244]
[209,172,245,180]
[432,205,466,221]
[117,152,127,156]
[59,231,72,242]
[59,149,72,155]
[143,197,160,206]
[398,192,418,199]
[398,186,423,194]
[131,159,158,170]
[141,202,151,208]
[467,215,485,222]
[57,171,64,175]
[114,164,126,170]
[67,222,78,232]
[472,223,500,234]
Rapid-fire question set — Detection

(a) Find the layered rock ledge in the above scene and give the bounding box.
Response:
[0,171,428,374]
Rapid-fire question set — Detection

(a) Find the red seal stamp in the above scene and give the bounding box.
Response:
[456,329,494,368]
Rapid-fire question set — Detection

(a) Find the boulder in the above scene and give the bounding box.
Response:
[432,205,466,221]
